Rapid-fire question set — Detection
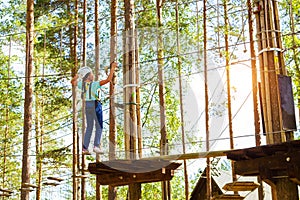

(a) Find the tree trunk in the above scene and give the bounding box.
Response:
[94,1,102,199]
[223,0,237,187]
[123,0,141,199]
[34,60,43,200]
[156,1,170,199]
[21,0,34,199]
[109,0,118,198]
[71,0,79,198]
[81,0,87,199]
[175,1,189,199]
[247,1,263,199]
[203,0,212,199]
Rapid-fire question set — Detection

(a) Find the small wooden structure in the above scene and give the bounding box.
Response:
[88,159,181,186]
[225,140,300,184]
[225,140,300,199]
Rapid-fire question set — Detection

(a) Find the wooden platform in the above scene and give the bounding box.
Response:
[88,159,181,186]
[225,140,300,185]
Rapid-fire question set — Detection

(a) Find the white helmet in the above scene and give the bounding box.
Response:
[77,66,92,79]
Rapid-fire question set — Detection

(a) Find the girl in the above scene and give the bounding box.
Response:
[71,61,117,154]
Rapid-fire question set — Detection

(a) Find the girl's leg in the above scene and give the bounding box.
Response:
[83,102,94,149]
[94,101,103,147]
[94,118,102,147]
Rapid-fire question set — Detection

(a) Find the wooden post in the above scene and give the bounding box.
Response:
[203,0,211,199]
[108,0,118,199]
[94,1,102,199]
[247,0,263,199]
[175,1,189,199]
[135,30,142,159]
[81,0,87,199]
[223,1,237,186]
[156,0,170,199]
[22,0,34,199]
[72,0,79,199]
[82,0,87,67]
[123,0,141,199]
[254,0,298,199]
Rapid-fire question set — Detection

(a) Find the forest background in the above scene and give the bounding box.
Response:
[0,0,299,199]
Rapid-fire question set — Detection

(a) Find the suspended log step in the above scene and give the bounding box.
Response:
[0,193,11,197]
[222,181,260,191]
[21,183,38,188]
[47,176,64,182]
[0,188,13,194]
[212,194,244,200]
[43,182,60,186]
[88,159,181,186]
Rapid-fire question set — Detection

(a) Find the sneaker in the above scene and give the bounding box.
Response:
[82,148,91,155]
[93,146,103,154]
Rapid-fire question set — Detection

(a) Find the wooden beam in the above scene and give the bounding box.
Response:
[141,150,228,161]
[212,194,244,200]
[96,168,175,186]
[234,152,300,176]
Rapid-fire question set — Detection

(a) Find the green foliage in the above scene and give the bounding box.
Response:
[0,46,23,199]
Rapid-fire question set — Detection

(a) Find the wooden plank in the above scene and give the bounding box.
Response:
[222,181,260,191]
[141,150,228,161]
[212,194,244,200]
[101,159,174,172]
[226,140,300,161]
[89,160,181,175]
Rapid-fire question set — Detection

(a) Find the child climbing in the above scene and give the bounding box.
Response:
[71,61,117,154]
